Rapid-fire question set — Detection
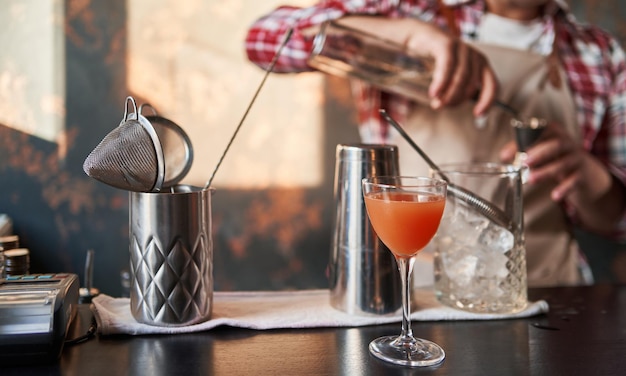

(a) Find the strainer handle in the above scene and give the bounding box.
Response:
[122,96,138,123]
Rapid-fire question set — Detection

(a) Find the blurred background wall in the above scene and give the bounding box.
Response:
[0,0,624,297]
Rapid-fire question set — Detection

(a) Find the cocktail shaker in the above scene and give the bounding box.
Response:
[308,21,434,106]
[329,144,402,315]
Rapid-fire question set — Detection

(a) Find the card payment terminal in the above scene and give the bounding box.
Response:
[0,273,79,364]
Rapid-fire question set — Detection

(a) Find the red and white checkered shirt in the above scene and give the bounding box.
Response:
[245,0,626,239]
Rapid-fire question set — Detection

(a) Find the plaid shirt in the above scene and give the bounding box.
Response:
[245,0,626,239]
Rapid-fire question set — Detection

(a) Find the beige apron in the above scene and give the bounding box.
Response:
[393,43,583,287]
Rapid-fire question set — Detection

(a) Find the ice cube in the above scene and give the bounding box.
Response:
[479,222,514,253]
[441,243,478,286]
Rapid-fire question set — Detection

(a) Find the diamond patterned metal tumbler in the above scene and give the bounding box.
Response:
[129,185,214,326]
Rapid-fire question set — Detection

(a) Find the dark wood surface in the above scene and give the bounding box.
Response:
[4,284,626,375]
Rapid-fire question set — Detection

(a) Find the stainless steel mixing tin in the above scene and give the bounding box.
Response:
[329,144,402,315]
[129,185,214,326]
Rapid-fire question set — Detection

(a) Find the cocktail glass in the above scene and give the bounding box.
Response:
[362,176,447,367]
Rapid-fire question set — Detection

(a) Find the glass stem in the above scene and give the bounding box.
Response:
[396,255,416,342]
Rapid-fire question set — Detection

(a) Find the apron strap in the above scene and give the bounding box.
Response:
[438,0,461,37]
[546,22,562,89]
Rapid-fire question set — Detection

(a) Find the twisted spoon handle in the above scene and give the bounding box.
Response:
[379,109,513,231]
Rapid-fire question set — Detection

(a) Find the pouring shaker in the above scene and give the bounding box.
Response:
[329,144,402,315]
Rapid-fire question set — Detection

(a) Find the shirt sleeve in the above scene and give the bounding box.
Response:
[562,23,626,240]
[244,0,435,73]
[603,37,626,239]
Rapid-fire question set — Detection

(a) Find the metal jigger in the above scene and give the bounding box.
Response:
[512,117,547,183]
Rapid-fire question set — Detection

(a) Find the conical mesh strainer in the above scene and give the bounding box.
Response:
[83,97,164,192]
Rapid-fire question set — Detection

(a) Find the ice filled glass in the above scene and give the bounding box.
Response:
[431,163,528,314]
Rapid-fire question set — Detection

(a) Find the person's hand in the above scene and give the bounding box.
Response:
[336,16,499,116]
[402,20,498,116]
[500,120,625,232]
[500,121,590,201]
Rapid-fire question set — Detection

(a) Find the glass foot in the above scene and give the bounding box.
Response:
[369,335,445,367]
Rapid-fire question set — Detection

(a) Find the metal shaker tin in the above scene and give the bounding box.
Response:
[129,185,214,326]
[329,144,402,315]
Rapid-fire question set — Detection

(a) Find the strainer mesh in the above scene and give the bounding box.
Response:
[83,119,158,192]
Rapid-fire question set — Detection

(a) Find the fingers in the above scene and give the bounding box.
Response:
[438,41,472,106]
[499,141,518,163]
[428,38,455,108]
[527,146,578,185]
[474,64,498,116]
[550,172,579,201]
[401,19,495,112]
[501,120,587,204]
[524,125,572,167]
[427,39,496,113]
[523,124,583,201]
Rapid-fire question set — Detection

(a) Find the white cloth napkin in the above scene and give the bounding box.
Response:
[91,288,549,336]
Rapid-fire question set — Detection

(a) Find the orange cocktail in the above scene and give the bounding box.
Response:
[362,176,447,367]
[364,192,445,257]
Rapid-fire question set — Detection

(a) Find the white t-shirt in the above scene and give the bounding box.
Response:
[477,13,544,52]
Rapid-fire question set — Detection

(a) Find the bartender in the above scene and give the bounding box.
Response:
[244,0,626,287]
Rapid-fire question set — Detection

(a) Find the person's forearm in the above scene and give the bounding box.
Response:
[335,16,436,50]
[245,6,314,73]
[245,2,408,73]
